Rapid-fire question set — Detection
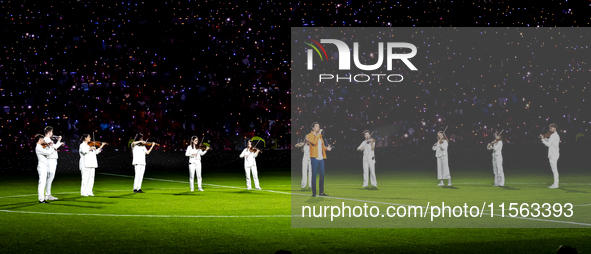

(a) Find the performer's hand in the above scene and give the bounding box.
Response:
[58,136,62,142]
[327,146,332,151]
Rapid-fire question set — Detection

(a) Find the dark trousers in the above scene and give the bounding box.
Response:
[311,158,325,195]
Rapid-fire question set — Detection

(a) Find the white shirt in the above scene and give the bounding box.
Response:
[132,144,148,165]
[43,137,62,159]
[487,141,503,157]
[239,148,258,168]
[185,145,207,164]
[357,140,375,161]
[432,140,448,158]
[35,144,53,168]
[316,137,323,160]
[79,142,101,168]
[542,132,560,159]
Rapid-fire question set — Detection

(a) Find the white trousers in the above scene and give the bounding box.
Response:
[37,164,48,201]
[245,166,260,189]
[437,156,451,180]
[301,158,312,188]
[549,157,559,186]
[46,159,57,196]
[189,163,202,190]
[80,167,95,196]
[362,159,377,187]
[492,156,504,186]
[134,164,146,190]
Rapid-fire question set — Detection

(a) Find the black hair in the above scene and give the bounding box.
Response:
[80,134,90,143]
[550,123,558,129]
[311,122,319,129]
[35,134,45,143]
[134,133,143,142]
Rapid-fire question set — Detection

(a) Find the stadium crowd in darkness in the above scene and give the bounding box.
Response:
[292,28,591,149]
[0,0,586,155]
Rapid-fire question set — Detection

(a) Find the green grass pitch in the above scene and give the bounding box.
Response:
[1,167,590,253]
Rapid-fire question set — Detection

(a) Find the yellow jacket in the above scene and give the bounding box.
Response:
[307,131,327,159]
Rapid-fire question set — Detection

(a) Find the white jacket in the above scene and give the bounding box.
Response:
[487,141,503,157]
[432,140,448,158]
[36,144,53,168]
[542,132,560,159]
[132,145,147,165]
[43,137,62,159]
[239,148,258,168]
[357,140,375,161]
[186,145,207,164]
[79,143,101,168]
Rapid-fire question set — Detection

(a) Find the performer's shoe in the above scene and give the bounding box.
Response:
[447,181,452,186]
[39,200,50,203]
[190,189,194,192]
[88,194,94,196]
[198,189,204,191]
[362,185,368,188]
[319,193,329,196]
[311,194,316,197]
[82,194,89,197]
[549,185,559,189]
[137,189,145,193]
[438,181,444,186]
[255,188,262,190]
[133,189,138,193]
[46,195,58,201]
[247,188,252,190]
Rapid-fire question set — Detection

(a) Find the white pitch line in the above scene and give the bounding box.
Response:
[323,183,591,186]
[0,188,189,199]
[0,210,295,218]
[2,174,590,226]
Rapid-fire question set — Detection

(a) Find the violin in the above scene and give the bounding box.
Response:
[249,147,262,153]
[488,139,500,147]
[140,142,159,148]
[365,138,375,144]
[88,141,109,147]
[199,144,210,151]
[41,141,51,148]
[539,131,552,139]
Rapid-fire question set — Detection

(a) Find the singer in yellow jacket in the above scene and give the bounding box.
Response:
[306,122,332,197]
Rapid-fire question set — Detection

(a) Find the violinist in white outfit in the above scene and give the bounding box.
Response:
[487,131,504,187]
[295,137,312,189]
[539,123,560,188]
[432,131,451,186]
[239,140,261,190]
[43,126,62,201]
[79,134,105,196]
[35,134,53,203]
[186,136,210,191]
[131,133,155,193]
[357,130,377,188]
